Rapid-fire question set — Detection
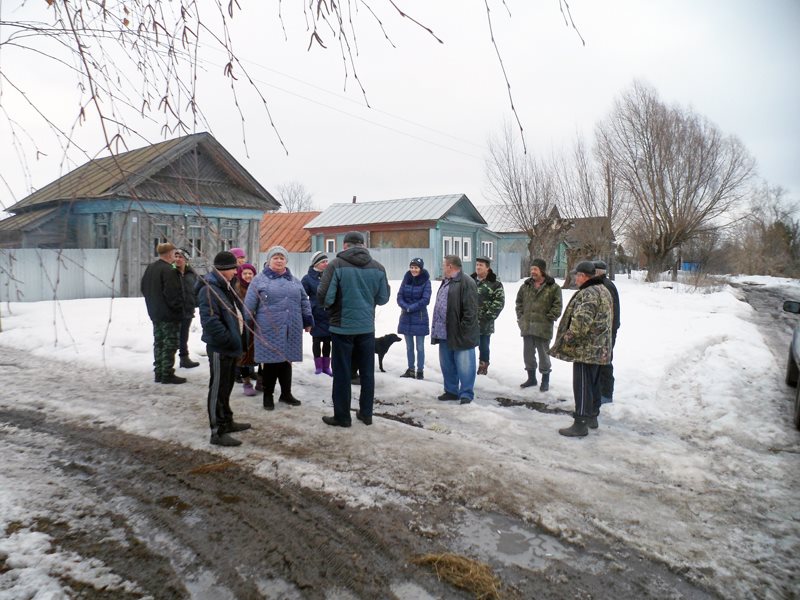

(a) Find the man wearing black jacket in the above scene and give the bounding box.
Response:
[431,255,480,404]
[594,260,620,404]
[140,242,186,384]
[197,251,251,447]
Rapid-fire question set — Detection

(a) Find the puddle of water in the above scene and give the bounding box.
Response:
[455,511,571,569]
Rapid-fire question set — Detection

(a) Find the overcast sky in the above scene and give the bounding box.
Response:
[1,0,798,212]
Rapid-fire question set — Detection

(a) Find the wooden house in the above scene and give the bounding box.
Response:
[0,132,279,295]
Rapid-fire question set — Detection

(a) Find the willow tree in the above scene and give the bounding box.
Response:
[596,81,754,282]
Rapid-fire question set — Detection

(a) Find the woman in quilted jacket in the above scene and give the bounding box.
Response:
[396,257,431,380]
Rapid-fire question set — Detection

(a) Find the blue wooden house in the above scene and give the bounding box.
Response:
[0,132,279,295]
[305,194,498,279]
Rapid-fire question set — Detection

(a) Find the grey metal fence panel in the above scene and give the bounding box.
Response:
[0,249,120,302]
[259,248,523,282]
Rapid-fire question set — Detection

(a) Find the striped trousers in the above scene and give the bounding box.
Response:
[207,351,237,434]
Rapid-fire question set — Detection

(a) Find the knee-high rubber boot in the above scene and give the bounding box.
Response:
[321,356,333,376]
[539,372,550,392]
[520,370,538,388]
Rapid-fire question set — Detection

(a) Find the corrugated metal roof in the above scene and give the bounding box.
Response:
[7,132,279,212]
[477,204,524,233]
[305,194,481,228]
[0,206,60,232]
[260,211,321,252]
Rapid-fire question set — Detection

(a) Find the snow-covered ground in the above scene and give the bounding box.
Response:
[1,272,799,598]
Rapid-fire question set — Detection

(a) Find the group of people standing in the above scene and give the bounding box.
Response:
[142,236,620,446]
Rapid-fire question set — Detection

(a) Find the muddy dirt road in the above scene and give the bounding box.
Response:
[1,401,710,599]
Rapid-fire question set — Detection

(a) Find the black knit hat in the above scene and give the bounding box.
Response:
[213,251,238,270]
[531,258,547,273]
[409,257,424,269]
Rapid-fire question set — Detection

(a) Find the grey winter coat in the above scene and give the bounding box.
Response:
[244,267,313,364]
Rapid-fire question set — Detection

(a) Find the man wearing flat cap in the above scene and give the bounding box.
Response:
[141,242,186,385]
[549,260,613,437]
[317,231,391,427]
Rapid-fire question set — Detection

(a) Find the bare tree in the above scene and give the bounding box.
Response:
[485,125,571,266]
[276,182,315,213]
[596,81,754,282]
[728,182,800,276]
[555,134,627,279]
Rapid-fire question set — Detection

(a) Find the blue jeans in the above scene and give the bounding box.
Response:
[404,335,426,371]
[478,334,491,363]
[438,340,476,400]
[331,332,376,422]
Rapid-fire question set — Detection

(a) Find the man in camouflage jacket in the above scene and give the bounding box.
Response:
[549,261,613,437]
[471,257,505,375]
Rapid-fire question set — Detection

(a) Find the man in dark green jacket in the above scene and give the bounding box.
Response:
[515,258,563,391]
[471,257,505,375]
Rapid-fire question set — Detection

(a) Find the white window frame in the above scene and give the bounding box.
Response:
[443,236,452,256]
[462,237,471,261]
[481,241,494,260]
[325,238,336,253]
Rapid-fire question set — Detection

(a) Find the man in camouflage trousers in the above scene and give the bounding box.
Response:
[471,257,505,375]
[549,260,613,437]
[141,242,186,385]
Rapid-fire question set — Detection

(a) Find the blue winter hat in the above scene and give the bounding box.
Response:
[409,257,424,269]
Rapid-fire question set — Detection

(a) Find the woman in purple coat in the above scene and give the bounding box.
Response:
[244,246,313,411]
[396,257,431,380]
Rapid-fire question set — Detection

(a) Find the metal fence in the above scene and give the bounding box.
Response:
[263,248,524,282]
[0,249,121,302]
[0,246,524,303]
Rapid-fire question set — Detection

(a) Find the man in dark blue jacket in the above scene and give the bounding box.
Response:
[317,231,390,427]
[594,260,621,405]
[197,251,251,446]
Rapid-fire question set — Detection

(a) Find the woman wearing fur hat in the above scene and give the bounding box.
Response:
[301,251,332,376]
[396,257,431,379]
[234,263,258,396]
[244,246,314,410]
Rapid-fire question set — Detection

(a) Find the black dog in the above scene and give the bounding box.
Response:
[351,333,402,381]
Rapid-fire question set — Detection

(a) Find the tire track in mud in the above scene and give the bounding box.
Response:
[0,408,461,599]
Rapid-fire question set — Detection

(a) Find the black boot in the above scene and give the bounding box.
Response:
[277,362,300,405]
[263,393,274,411]
[180,355,200,368]
[400,368,416,378]
[520,370,538,388]
[587,415,598,429]
[539,372,550,392]
[558,417,589,437]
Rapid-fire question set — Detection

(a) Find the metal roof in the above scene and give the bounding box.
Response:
[7,132,279,213]
[477,204,524,233]
[305,194,485,228]
[260,211,321,252]
[0,206,60,232]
